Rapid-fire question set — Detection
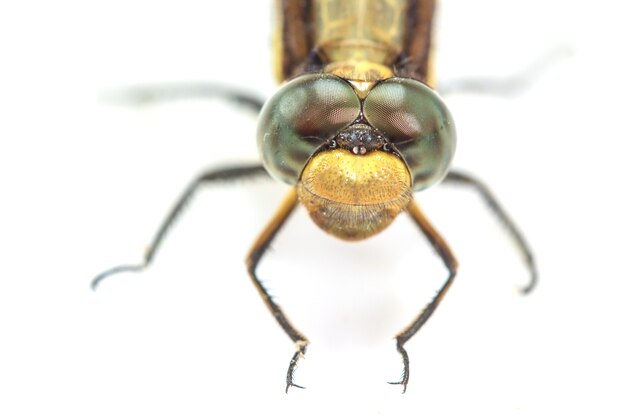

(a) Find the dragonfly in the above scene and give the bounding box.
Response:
[92,0,537,393]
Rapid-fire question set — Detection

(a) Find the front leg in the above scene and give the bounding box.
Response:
[245,188,309,393]
[389,198,458,393]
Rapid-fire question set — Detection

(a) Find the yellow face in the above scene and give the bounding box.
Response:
[297,148,412,240]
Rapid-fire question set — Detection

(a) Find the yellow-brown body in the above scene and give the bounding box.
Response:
[274,0,436,85]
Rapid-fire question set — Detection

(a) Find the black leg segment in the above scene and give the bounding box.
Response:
[100,82,266,113]
[91,164,269,290]
[437,46,571,96]
[442,169,537,294]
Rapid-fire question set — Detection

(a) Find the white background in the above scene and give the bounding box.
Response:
[1,0,625,415]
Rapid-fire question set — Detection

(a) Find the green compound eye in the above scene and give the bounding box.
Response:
[363,78,456,190]
[257,73,361,184]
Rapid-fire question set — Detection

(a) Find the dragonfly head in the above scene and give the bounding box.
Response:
[258,74,455,240]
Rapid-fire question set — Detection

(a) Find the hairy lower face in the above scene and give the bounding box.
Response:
[297,148,412,241]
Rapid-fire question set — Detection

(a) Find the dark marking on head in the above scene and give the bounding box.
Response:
[335,124,387,155]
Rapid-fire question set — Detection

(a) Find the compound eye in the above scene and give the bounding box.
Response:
[362,78,456,190]
[257,74,361,184]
